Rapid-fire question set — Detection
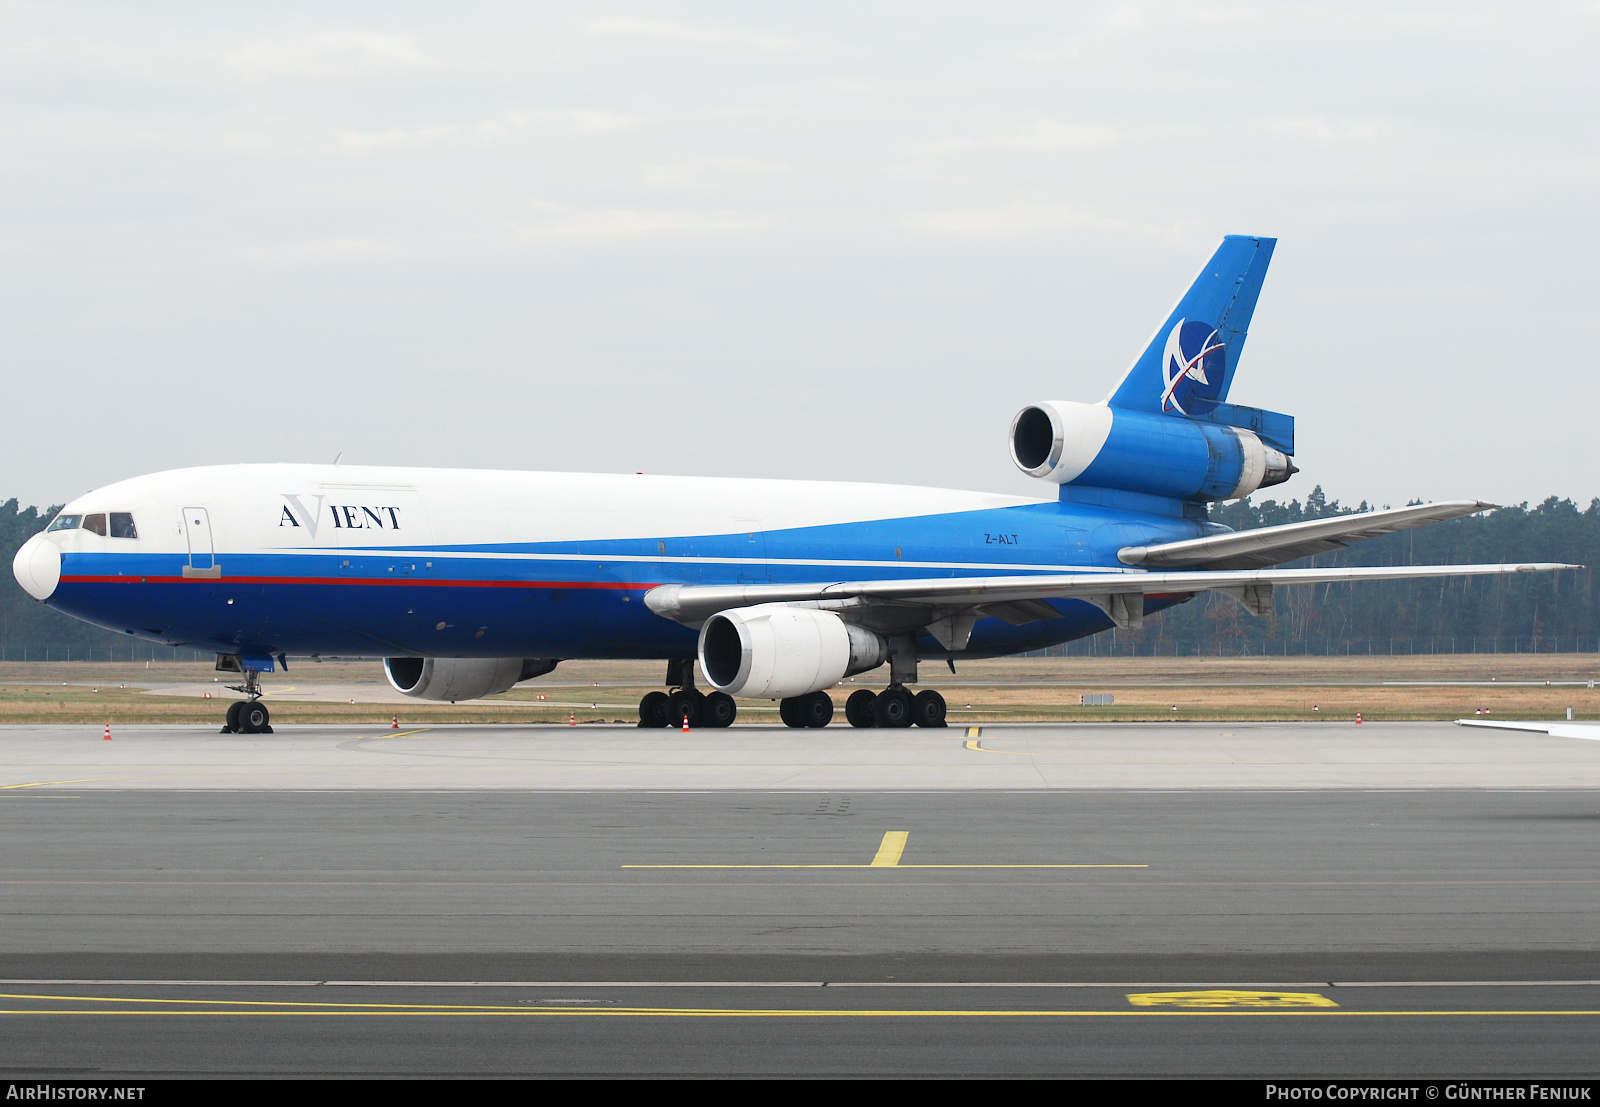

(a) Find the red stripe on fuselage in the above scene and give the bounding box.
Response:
[59,575,655,590]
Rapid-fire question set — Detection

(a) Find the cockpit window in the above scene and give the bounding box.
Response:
[82,513,108,537]
[46,515,82,532]
[110,512,138,539]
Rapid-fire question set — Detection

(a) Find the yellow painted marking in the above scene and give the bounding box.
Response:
[1,779,101,791]
[625,827,1145,870]
[966,726,981,738]
[0,993,1596,1019]
[965,739,985,751]
[622,864,1147,869]
[871,831,908,867]
[360,729,432,741]
[1127,990,1338,1009]
[262,686,296,697]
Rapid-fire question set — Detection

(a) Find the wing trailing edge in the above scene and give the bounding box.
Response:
[1118,500,1495,571]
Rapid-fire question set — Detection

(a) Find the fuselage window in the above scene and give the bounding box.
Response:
[82,513,108,536]
[47,514,82,532]
[110,512,138,539]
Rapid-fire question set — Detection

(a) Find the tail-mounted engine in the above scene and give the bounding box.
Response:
[1009,399,1294,503]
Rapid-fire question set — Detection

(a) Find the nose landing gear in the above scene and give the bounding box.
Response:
[221,669,272,734]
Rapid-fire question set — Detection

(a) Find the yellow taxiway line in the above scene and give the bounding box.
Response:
[1,993,1597,1019]
[624,831,1147,870]
[0,778,102,790]
[870,831,908,867]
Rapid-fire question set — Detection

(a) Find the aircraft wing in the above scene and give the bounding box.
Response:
[645,560,1579,644]
[1455,719,1600,741]
[1117,500,1494,570]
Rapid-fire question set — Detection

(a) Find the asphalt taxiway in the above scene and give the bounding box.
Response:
[2,722,1598,1077]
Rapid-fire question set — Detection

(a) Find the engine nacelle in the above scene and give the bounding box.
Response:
[698,605,887,699]
[1009,399,1294,502]
[383,657,558,701]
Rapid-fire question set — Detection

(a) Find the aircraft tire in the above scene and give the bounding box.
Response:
[912,689,947,728]
[238,701,270,734]
[845,689,877,728]
[224,701,245,734]
[703,692,737,728]
[639,691,670,728]
[873,688,914,728]
[778,697,804,728]
[666,688,703,728]
[800,690,834,728]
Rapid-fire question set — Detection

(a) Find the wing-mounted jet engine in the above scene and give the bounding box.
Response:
[697,605,889,727]
[384,657,558,702]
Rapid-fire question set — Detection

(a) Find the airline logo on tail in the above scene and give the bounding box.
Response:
[1159,319,1226,415]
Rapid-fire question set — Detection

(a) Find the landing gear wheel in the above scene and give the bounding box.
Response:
[912,689,948,728]
[799,690,834,728]
[778,697,804,728]
[703,691,737,728]
[224,701,244,734]
[873,688,914,728]
[237,701,271,734]
[666,688,704,728]
[639,690,670,728]
[845,689,877,729]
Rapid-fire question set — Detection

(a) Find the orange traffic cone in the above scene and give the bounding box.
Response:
[569,713,576,726]
[103,723,111,741]
[681,713,691,733]
[391,715,399,730]
[1355,711,1363,725]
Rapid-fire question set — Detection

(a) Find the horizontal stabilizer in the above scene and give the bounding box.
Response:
[1117,501,1495,571]
[645,560,1578,627]
[1192,403,1294,456]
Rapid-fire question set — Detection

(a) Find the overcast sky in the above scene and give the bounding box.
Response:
[3,3,1596,512]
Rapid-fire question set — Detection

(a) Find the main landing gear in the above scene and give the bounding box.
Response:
[787,634,948,729]
[639,659,736,729]
[221,668,273,735]
[774,686,946,729]
[840,687,946,729]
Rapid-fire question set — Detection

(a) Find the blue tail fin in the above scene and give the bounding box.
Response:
[1106,235,1275,416]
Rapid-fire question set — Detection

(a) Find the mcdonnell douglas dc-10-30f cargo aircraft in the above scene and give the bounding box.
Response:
[13,236,1576,734]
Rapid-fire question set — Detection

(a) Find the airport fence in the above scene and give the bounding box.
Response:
[0,645,215,663]
[1024,634,1600,658]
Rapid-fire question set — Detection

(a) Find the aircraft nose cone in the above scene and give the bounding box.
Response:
[13,533,61,601]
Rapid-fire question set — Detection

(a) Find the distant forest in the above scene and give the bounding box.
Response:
[3,490,1598,662]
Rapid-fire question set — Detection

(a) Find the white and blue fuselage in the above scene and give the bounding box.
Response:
[19,463,1206,662]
